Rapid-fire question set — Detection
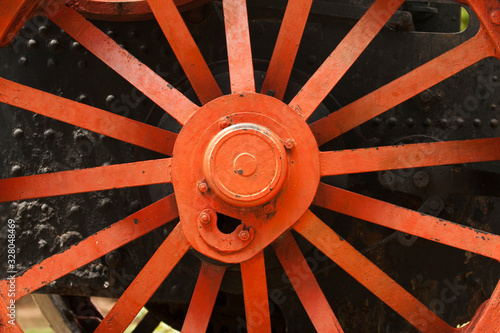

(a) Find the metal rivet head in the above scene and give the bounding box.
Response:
[220,118,231,129]
[239,230,250,241]
[263,204,273,214]
[199,211,211,224]
[284,139,295,150]
[198,182,208,193]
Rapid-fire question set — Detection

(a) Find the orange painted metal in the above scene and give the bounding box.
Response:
[45,3,199,125]
[0,0,40,47]
[203,123,288,206]
[0,195,178,301]
[0,158,171,202]
[95,223,190,332]
[462,281,500,332]
[273,231,343,333]
[293,211,457,333]
[172,93,319,263]
[289,0,404,119]
[147,0,222,105]
[182,262,226,332]
[310,31,495,146]
[314,183,500,260]
[223,0,255,93]
[320,137,500,176]
[66,0,210,21]
[260,0,313,100]
[0,294,23,332]
[240,251,271,333]
[0,77,177,156]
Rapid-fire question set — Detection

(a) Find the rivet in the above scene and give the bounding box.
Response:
[70,41,82,52]
[78,60,88,69]
[105,95,116,105]
[406,118,414,128]
[220,118,231,128]
[473,118,482,127]
[39,25,50,37]
[456,118,465,127]
[48,39,59,51]
[41,204,49,212]
[372,117,382,126]
[44,129,56,139]
[413,171,429,188]
[493,75,499,82]
[491,104,498,110]
[18,57,28,66]
[106,29,116,38]
[128,30,138,39]
[129,200,141,212]
[199,211,211,224]
[68,205,80,216]
[263,204,273,214]
[77,94,88,103]
[12,128,24,139]
[27,39,37,50]
[491,10,500,25]
[423,118,433,127]
[47,58,57,69]
[11,165,22,176]
[438,118,448,129]
[239,230,250,241]
[387,117,397,127]
[284,139,295,149]
[198,182,208,193]
[140,45,149,54]
[490,119,498,128]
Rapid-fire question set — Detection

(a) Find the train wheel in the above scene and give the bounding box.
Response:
[1,0,500,332]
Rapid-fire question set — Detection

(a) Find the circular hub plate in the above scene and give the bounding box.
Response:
[172,93,320,263]
[204,123,288,206]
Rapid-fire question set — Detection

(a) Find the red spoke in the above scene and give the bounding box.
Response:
[240,251,271,333]
[45,3,198,125]
[0,294,23,332]
[0,77,176,156]
[293,211,457,333]
[310,32,495,145]
[314,183,500,260]
[260,0,313,100]
[463,280,500,332]
[320,137,500,176]
[273,231,343,333]
[1,195,178,301]
[182,262,226,333]
[288,0,404,119]
[95,223,190,332]
[223,0,255,93]
[147,0,222,104]
[0,158,171,202]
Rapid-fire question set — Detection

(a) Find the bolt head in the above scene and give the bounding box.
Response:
[492,10,500,25]
[220,118,231,128]
[239,230,250,241]
[263,204,273,214]
[198,182,208,193]
[199,212,211,224]
[284,139,295,150]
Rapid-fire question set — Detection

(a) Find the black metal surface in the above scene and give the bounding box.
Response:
[0,1,499,332]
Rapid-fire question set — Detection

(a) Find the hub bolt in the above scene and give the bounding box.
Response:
[220,118,231,129]
[199,211,211,224]
[198,182,208,193]
[239,230,250,241]
[284,139,296,150]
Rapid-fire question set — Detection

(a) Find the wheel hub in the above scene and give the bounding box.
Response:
[172,93,320,263]
[204,123,288,207]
